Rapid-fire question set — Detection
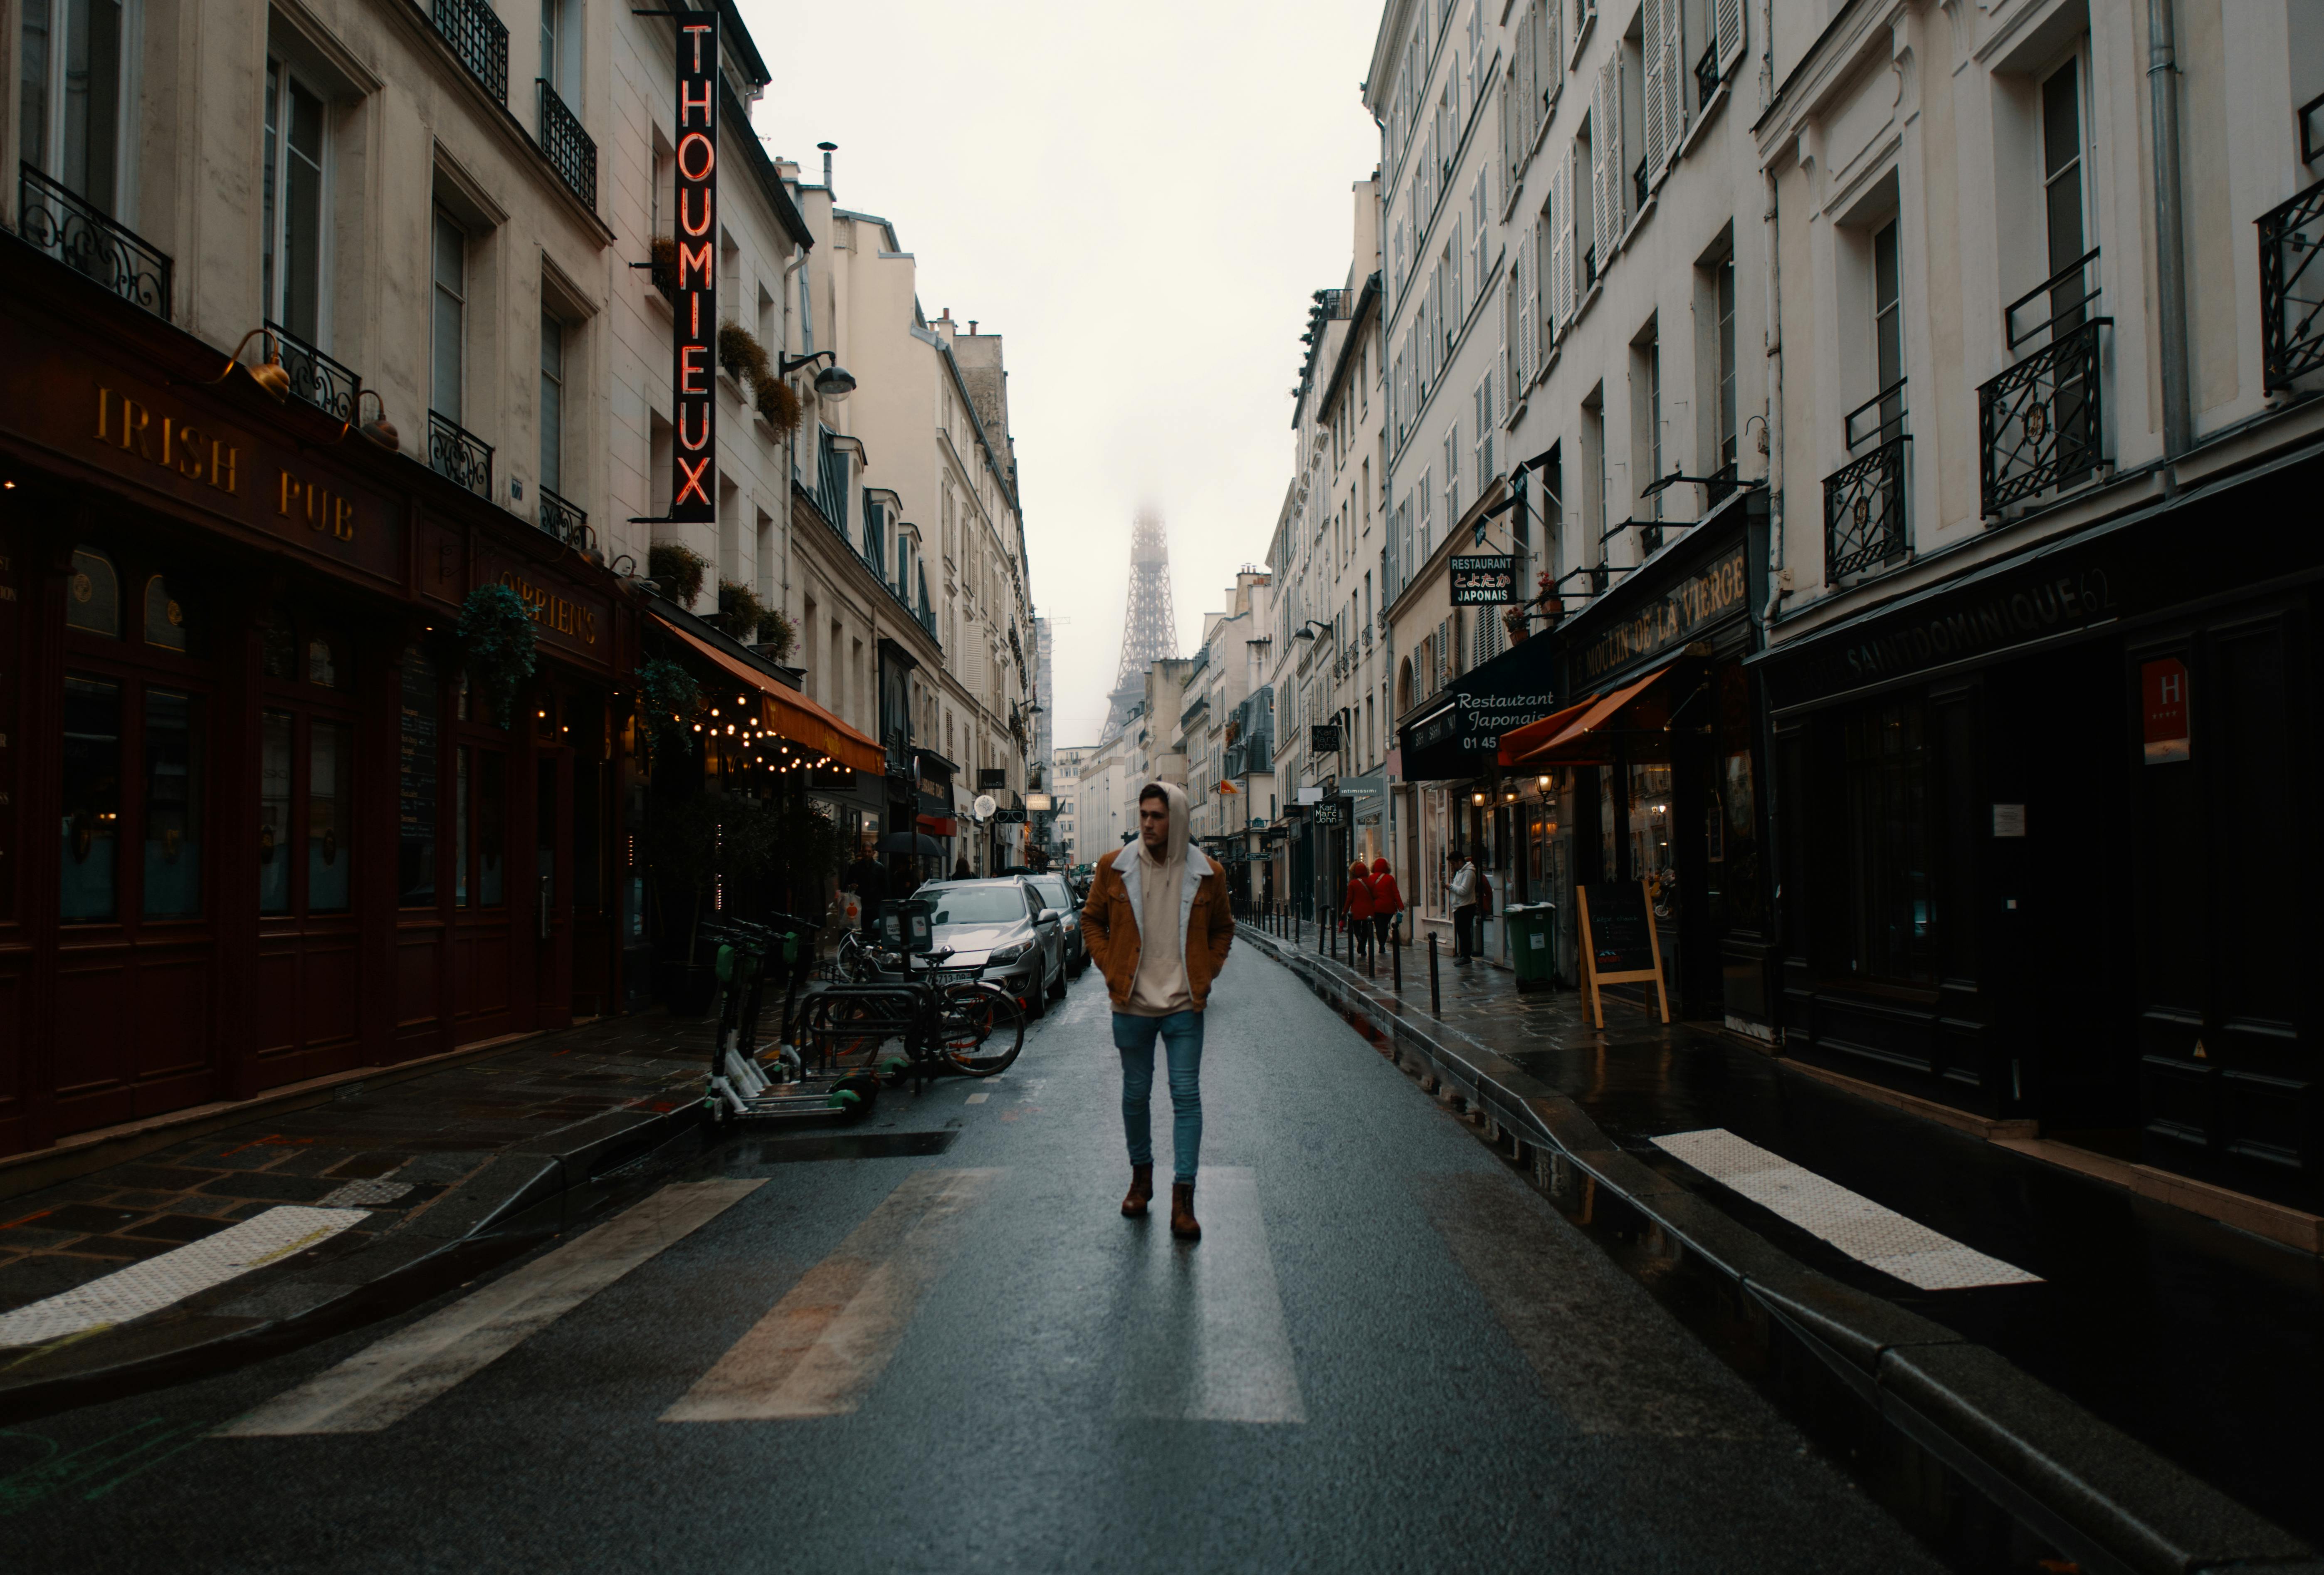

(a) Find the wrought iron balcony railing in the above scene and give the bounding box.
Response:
[536,81,595,211]
[15,163,171,320]
[1825,435,1909,582]
[429,410,493,497]
[538,486,589,549]
[1980,316,2108,517]
[432,0,508,104]
[2259,176,2324,392]
[1695,39,1721,110]
[1704,459,1739,509]
[1583,243,1598,292]
[1844,378,1907,450]
[267,321,360,421]
[1633,156,1649,215]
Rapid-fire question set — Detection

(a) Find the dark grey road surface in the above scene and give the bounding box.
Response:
[1,948,1943,1574]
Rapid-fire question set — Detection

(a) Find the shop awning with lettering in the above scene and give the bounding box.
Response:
[1504,663,1673,766]
[654,615,885,775]
[916,813,959,837]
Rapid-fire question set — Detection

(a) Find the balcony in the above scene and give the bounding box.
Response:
[2260,176,2324,392]
[15,163,171,320]
[429,410,493,497]
[432,0,508,104]
[267,321,360,421]
[1979,250,2109,517]
[1825,441,1909,584]
[1633,156,1649,215]
[536,81,596,211]
[538,486,590,550]
[1583,243,1598,292]
[1694,39,1721,110]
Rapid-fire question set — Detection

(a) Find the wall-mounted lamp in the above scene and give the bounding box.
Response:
[1292,620,1334,641]
[1536,775,1551,792]
[209,328,290,402]
[348,388,400,452]
[780,349,857,404]
[1470,790,1487,806]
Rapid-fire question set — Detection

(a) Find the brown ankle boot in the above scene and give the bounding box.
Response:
[1170,1182,1200,1241]
[1121,1164,1153,1218]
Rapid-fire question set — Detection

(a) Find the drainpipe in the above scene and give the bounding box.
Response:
[2149,0,2192,465]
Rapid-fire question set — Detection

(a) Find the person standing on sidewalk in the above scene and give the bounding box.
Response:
[1341,860,1376,960]
[1448,851,1478,966]
[845,841,888,938]
[1081,781,1235,1241]
[1368,857,1403,952]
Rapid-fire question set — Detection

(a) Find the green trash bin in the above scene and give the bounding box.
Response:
[1505,903,1559,992]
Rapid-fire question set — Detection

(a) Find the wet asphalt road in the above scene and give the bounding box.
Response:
[3,948,1944,1574]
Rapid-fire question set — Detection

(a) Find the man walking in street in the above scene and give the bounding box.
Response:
[844,839,888,939]
[1449,850,1478,966]
[1081,781,1234,1241]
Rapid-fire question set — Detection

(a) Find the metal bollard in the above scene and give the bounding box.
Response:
[1392,920,1403,994]
[1428,932,1440,1017]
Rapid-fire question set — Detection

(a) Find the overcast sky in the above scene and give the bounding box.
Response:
[743,0,1385,749]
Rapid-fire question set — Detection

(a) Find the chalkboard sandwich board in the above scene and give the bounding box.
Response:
[1575,881,1670,1028]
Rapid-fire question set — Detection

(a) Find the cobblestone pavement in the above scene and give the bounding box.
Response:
[0,1018,712,1320]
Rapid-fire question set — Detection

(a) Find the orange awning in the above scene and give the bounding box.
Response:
[1496,695,1601,766]
[1507,664,1673,766]
[655,617,886,775]
[1218,780,1241,794]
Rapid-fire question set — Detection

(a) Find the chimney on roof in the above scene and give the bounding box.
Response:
[817,140,836,190]
[968,321,978,335]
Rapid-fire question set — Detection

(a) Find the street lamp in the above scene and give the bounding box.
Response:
[1291,620,1334,641]
[780,348,857,404]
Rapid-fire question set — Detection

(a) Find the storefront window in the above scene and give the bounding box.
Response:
[66,548,119,637]
[142,688,201,917]
[260,608,297,680]
[143,575,188,652]
[260,710,292,914]
[61,675,120,920]
[477,750,505,905]
[1629,761,1677,918]
[1712,663,1766,936]
[455,746,470,905]
[305,633,339,689]
[399,649,438,906]
[1842,698,1934,985]
[308,721,351,912]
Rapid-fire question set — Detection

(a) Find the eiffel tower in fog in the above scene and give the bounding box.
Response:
[1103,511,1180,737]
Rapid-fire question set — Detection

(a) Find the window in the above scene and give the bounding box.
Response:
[1872,219,1903,432]
[432,210,467,423]
[143,574,188,651]
[539,312,565,495]
[19,0,128,213]
[1842,697,1934,986]
[263,61,326,344]
[1442,427,1460,525]
[539,0,576,97]
[2041,58,2089,332]
[66,546,119,636]
[61,675,121,921]
[1716,255,1738,469]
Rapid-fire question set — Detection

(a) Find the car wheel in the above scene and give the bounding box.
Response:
[1047,964,1067,1002]
[1024,974,1047,1020]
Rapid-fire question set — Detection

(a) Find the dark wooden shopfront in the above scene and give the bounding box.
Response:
[0,243,635,1162]
[1754,440,2324,1208]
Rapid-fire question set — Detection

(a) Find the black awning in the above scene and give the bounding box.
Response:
[1395,634,1560,780]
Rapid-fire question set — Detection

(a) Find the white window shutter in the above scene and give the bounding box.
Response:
[1642,0,1668,176]
[1716,0,1745,77]
[1551,155,1573,327]
[1662,0,1687,161]
[1519,230,1539,386]
[1593,59,1617,259]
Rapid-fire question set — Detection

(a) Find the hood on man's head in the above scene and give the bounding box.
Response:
[1139,779,1190,861]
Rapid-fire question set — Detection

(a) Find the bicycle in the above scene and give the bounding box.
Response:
[800,943,1026,1089]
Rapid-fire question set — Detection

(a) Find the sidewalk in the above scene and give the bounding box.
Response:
[1241,922,2323,1575]
[0,1015,720,1419]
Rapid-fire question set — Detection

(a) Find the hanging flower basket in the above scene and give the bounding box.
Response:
[454,584,538,727]
[634,655,701,778]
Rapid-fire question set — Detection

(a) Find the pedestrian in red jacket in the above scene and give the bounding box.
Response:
[1368,857,1404,950]
[1341,859,1376,957]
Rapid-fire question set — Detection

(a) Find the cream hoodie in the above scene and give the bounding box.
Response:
[1126,780,1195,1017]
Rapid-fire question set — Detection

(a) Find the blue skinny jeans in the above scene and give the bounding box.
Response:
[1114,1010,1205,1185]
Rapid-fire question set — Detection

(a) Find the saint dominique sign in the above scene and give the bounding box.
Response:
[667,7,718,524]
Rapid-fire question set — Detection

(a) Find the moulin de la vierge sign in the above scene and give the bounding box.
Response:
[667,8,718,524]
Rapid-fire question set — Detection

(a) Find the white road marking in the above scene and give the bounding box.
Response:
[1650,1129,2040,1291]
[663,1167,1000,1422]
[0,1206,371,1349]
[215,1179,763,1436]
[965,1092,989,1104]
[1115,1168,1306,1424]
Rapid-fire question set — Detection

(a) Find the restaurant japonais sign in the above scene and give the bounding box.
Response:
[1450,554,1517,605]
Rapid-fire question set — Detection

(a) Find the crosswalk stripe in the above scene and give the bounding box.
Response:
[214,1179,764,1436]
[1651,1128,2040,1291]
[662,1167,1001,1422]
[1114,1168,1306,1424]
[0,1206,371,1350]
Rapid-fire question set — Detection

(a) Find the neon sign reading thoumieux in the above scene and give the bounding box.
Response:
[669,8,718,524]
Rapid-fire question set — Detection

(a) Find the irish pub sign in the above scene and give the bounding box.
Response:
[666,7,718,524]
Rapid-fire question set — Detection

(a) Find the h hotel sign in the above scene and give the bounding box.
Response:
[667,8,719,524]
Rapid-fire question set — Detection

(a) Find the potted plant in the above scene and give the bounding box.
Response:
[756,377,802,436]
[647,236,679,300]
[756,605,797,661]
[647,541,708,607]
[451,585,538,727]
[632,655,700,781]
[714,579,769,642]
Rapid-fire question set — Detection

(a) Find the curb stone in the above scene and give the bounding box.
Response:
[0,1099,711,1424]
[1238,923,2321,1575]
